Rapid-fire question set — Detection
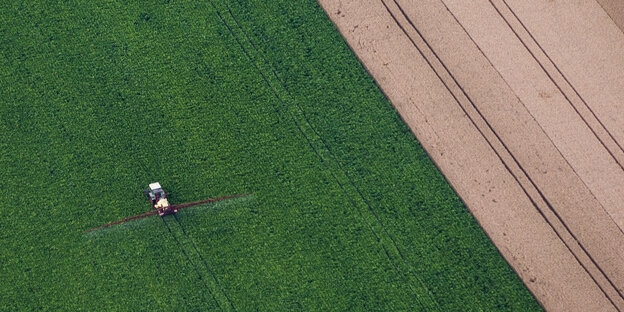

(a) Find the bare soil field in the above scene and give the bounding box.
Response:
[318,0,624,310]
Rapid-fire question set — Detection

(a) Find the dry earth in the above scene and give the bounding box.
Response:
[317,0,624,311]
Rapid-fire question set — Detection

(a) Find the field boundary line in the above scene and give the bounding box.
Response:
[384,0,621,308]
[207,0,441,310]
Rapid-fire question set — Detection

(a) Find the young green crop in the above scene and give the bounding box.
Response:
[0,0,540,310]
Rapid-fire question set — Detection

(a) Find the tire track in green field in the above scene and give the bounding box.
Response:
[207,1,441,310]
[162,215,235,312]
[137,139,234,310]
[172,213,237,312]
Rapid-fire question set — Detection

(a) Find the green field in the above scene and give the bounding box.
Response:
[0,0,540,310]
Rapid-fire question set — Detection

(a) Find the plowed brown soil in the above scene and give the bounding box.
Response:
[318,0,624,310]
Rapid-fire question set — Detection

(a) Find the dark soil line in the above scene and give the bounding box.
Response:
[498,0,624,169]
[483,4,624,303]
[424,0,624,306]
[444,0,624,251]
[490,0,624,176]
[414,0,623,305]
[383,0,619,307]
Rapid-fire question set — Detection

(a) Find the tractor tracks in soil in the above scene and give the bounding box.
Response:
[162,215,236,312]
[138,147,235,311]
[317,0,624,310]
[377,0,624,307]
[207,0,441,310]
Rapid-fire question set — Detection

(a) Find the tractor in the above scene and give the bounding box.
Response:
[84,182,249,233]
[145,182,177,216]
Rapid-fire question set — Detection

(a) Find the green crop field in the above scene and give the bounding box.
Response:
[0,0,541,310]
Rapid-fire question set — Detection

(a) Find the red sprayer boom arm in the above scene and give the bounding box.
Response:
[84,193,250,233]
[169,193,250,211]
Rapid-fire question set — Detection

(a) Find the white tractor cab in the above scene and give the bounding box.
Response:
[145,182,176,216]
